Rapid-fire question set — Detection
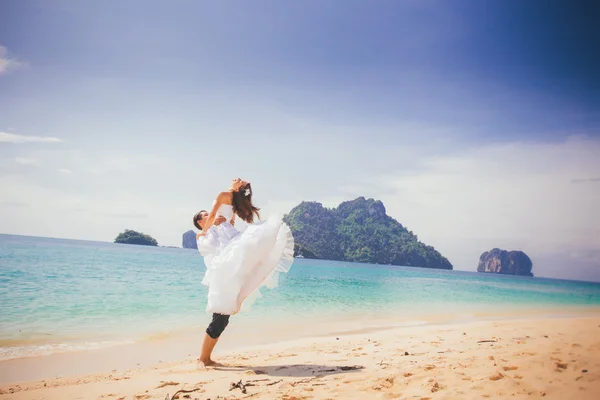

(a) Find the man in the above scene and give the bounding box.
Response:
[193,210,234,367]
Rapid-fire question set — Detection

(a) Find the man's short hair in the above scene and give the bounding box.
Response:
[193,209,208,230]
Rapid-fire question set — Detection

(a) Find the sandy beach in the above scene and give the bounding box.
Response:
[1,314,599,400]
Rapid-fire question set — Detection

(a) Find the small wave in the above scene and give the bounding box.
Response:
[0,339,135,361]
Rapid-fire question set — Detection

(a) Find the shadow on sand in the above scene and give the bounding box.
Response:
[211,363,365,378]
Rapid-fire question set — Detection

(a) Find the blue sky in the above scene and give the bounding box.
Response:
[1,1,599,280]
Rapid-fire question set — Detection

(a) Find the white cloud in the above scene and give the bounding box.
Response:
[0,132,63,144]
[100,211,149,219]
[0,45,27,75]
[571,177,600,184]
[84,154,169,175]
[15,157,41,166]
[364,135,600,280]
[1,201,28,208]
[58,168,73,174]
[567,249,600,264]
[0,174,162,241]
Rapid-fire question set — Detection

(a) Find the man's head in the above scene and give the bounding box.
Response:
[193,210,208,230]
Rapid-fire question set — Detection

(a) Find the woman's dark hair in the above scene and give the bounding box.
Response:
[193,210,207,230]
[232,183,260,223]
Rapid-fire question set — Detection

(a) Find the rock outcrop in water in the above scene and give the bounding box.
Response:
[283,197,453,270]
[114,229,158,246]
[182,230,198,249]
[477,248,533,277]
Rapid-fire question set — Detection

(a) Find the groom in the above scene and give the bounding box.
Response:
[194,210,231,367]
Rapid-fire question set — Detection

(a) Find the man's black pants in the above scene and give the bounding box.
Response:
[206,313,230,339]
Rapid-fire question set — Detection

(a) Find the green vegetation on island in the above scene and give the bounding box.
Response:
[283,197,453,270]
[114,229,158,246]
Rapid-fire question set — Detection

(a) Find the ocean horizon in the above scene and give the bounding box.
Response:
[1,233,599,361]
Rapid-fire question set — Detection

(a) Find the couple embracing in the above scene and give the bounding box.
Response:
[192,178,294,366]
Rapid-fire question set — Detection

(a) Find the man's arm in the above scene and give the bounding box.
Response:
[196,216,227,239]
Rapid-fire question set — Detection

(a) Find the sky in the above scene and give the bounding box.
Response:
[1,0,599,281]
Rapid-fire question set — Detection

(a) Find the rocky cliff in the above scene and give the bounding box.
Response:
[182,230,198,249]
[477,248,533,276]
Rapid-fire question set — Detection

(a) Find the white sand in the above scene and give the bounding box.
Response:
[1,314,599,399]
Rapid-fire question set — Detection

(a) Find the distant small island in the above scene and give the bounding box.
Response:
[477,248,533,277]
[114,229,158,246]
[182,230,198,249]
[283,197,453,270]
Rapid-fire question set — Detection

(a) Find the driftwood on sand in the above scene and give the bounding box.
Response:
[166,387,202,400]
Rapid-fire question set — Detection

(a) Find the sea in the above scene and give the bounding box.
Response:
[1,234,599,362]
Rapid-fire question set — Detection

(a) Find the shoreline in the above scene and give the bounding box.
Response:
[1,307,599,386]
[1,314,599,399]
[2,304,599,363]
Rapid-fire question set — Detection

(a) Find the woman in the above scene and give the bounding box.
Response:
[194,178,294,366]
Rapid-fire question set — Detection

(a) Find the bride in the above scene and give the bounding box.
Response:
[193,177,294,366]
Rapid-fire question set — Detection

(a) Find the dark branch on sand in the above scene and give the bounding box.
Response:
[245,378,271,383]
[228,378,283,396]
[341,365,363,371]
[224,365,363,396]
[167,387,202,400]
[315,365,364,373]
[230,379,252,394]
[291,377,318,387]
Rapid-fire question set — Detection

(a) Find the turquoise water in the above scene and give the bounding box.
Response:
[1,234,599,360]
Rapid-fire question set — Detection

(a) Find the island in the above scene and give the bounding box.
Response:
[114,229,158,246]
[477,248,533,277]
[182,230,198,249]
[283,197,453,269]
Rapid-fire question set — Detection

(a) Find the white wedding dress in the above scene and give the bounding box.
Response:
[197,203,295,315]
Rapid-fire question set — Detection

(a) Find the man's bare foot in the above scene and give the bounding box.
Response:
[201,358,216,367]
[197,357,223,368]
